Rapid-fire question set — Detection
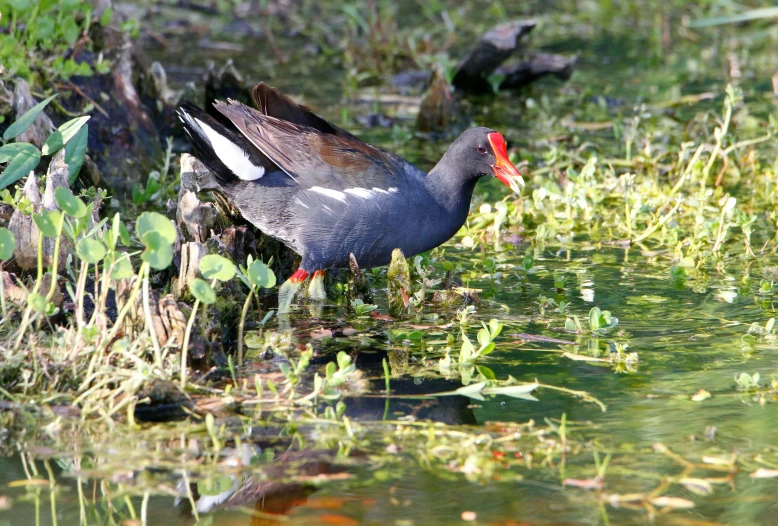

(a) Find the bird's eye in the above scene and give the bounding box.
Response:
[476,144,487,154]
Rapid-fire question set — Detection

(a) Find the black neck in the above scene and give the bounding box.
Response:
[426,164,478,215]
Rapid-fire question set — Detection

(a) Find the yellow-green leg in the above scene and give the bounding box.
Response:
[308,270,326,300]
[277,268,308,314]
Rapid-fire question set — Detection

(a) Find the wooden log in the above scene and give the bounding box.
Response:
[416,68,466,136]
[116,276,188,348]
[498,53,578,91]
[8,173,43,271]
[387,249,412,318]
[452,20,536,94]
[13,79,55,148]
[173,241,207,298]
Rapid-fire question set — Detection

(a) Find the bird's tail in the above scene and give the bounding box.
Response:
[177,101,268,185]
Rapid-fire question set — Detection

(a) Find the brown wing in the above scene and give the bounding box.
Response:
[213,99,411,190]
[252,83,357,140]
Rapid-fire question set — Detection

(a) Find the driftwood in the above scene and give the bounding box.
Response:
[499,52,578,90]
[173,241,207,298]
[347,253,373,304]
[13,79,56,148]
[7,151,79,271]
[416,68,466,135]
[386,248,412,318]
[115,277,188,348]
[452,20,537,93]
[449,19,576,95]
[8,174,43,271]
[416,20,576,134]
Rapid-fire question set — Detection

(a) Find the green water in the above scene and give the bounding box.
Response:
[3,1,778,524]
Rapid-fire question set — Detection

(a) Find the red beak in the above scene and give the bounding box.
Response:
[488,132,524,193]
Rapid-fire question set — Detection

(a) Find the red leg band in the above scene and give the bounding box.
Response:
[289,269,309,284]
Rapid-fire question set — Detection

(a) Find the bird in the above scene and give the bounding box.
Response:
[177,83,523,313]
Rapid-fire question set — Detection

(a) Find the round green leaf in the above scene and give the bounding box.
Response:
[199,254,235,282]
[76,238,107,264]
[54,187,87,218]
[33,211,59,238]
[27,292,46,313]
[190,278,216,305]
[0,228,16,260]
[136,212,176,246]
[248,260,276,289]
[140,231,173,270]
[110,252,134,280]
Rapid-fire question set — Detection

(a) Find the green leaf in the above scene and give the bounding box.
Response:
[247,260,276,289]
[199,254,235,282]
[190,278,216,305]
[3,95,57,141]
[27,292,46,313]
[33,211,59,238]
[41,116,90,156]
[118,221,131,246]
[109,252,134,280]
[65,124,88,185]
[76,238,107,264]
[477,327,490,348]
[336,351,351,370]
[54,187,87,218]
[140,232,173,270]
[0,227,16,260]
[588,307,602,331]
[478,342,496,357]
[0,142,37,163]
[460,334,474,363]
[488,319,502,338]
[136,211,176,246]
[476,365,496,380]
[0,147,41,190]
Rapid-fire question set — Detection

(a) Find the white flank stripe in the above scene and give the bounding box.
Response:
[388,187,398,193]
[195,118,265,181]
[310,186,347,203]
[345,187,374,199]
[372,188,389,194]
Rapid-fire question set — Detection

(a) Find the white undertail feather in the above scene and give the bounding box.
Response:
[183,112,265,181]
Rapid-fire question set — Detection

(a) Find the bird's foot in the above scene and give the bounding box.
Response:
[307,270,327,300]
[277,269,309,314]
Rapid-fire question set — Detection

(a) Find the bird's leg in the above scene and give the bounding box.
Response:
[277,268,309,314]
[308,270,327,300]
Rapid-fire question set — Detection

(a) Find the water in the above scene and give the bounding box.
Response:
[3,1,778,524]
